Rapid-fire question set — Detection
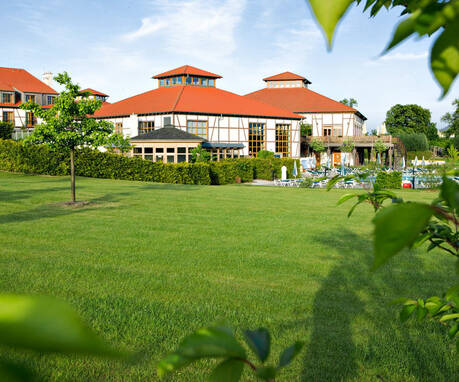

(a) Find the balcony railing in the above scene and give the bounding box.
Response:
[305,135,398,145]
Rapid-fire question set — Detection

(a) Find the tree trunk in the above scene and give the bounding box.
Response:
[70,148,76,203]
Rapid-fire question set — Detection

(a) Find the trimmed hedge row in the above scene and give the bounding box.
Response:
[375,171,402,189]
[0,139,300,185]
[406,151,433,160]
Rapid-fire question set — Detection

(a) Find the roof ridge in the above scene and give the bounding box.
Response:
[171,85,186,112]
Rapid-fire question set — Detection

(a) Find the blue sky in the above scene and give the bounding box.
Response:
[2,0,457,131]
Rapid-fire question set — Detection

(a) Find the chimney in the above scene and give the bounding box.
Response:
[42,72,54,87]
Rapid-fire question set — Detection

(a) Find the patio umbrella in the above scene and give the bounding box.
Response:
[414,156,418,168]
[422,156,425,167]
[341,155,345,175]
[377,153,381,166]
[293,160,298,178]
[402,156,405,169]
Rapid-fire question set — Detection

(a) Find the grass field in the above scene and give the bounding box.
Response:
[1,171,458,381]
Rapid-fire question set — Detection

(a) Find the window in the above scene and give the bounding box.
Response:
[25,95,36,103]
[26,112,36,127]
[115,122,123,134]
[177,76,183,84]
[167,147,175,153]
[156,148,164,153]
[172,77,177,85]
[323,126,332,136]
[186,76,192,84]
[248,122,265,156]
[333,127,342,137]
[209,79,214,86]
[275,124,290,157]
[201,78,208,86]
[138,121,154,134]
[192,77,199,85]
[160,79,165,87]
[2,111,13,123]
[2,93,12,104]
[163,116,171,126]
[144,147,153,154]
[133,147,142,156]
[47,96,55,105]
[186,120,207,138]
[166,78,171,86]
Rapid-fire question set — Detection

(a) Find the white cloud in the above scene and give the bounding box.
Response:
[122,0,246,60]
[379,52,428,61]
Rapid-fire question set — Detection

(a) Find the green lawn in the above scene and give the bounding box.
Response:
[1,171,458,381]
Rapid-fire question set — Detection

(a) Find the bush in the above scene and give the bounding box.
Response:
[209,159,253,185]
[299,177,313,188]
[257,150,274,159]
[399,133,429,151]
[0,122,14,140]
[375,171,402,189]
[406,151,433,160]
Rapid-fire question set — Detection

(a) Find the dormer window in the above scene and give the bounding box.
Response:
[202,78,208,86]
[2,93,12,104]
[209,79,214,87]
[153,66,222,88]
[192,77,199,85]
[160,79,165,86]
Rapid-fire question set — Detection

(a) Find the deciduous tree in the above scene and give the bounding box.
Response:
[20,72,130,203]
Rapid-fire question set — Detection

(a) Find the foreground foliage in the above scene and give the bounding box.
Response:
[306,0,459,96]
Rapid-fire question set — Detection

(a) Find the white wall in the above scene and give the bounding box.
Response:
[301,112,364,137]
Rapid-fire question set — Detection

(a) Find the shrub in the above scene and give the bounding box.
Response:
[375,171,402,189]
[399,133,429,151]
[299,177,313,188]
[340,139,354,152]
[256,150,274,159]
[406,151,433,160]
[0,122,14,140]
[300,123,312,137]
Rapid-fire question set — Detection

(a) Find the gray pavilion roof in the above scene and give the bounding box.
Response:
[131,126,206,141]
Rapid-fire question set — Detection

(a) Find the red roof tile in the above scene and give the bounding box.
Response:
[153,65,222,79]
[80,88,108,97]
[94,86,301,119]
[244,87,366,119]
[263,72,308,82]
[0,67,58,94]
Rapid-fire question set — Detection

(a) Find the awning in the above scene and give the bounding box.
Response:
[202,142,244,149]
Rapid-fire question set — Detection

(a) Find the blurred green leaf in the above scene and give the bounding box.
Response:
[0,360,36,382]
[439,313,459,322]
[337,193,359,205]
[208,358,244,382]
[0,295,119,356]
[448,323,459,339]
[243,328,270,363]
[307,0,354,47]
[157,353,192,378]
[440,177,459,211]
[278,341,304,368]
[400,304,416,323]
[416,306,428,321]
[430,20,459,97]
[255,366,277,380]
[385,10,420,51]
[177,327,246,359]
[372,203,433,270]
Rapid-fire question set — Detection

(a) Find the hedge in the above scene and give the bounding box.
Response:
[406,151,433,160]
[0,122,14,140]
[0,139,301,185]
[375,171,402,189]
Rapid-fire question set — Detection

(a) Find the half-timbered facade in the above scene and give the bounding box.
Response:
[94,66,303,160]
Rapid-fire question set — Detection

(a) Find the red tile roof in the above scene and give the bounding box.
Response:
[153,65,222,79]
[94,85,301,119]
[244,87,366,119]
[80,88,108,97]
[0,67,58,94]
[263,72,308,82]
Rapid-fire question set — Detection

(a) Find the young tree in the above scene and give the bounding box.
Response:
[20,72,130,203]
[190,144,210,162]
[339,98,358,108]
[441,98,459,138]
[385,104,438,141]
[305,0,458,97]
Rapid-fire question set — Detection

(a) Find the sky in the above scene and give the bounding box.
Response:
[1,0,457,132]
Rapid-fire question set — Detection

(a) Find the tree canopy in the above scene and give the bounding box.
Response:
[385,104,438,141]
[441,98,459,138]
[339,98,358,108]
